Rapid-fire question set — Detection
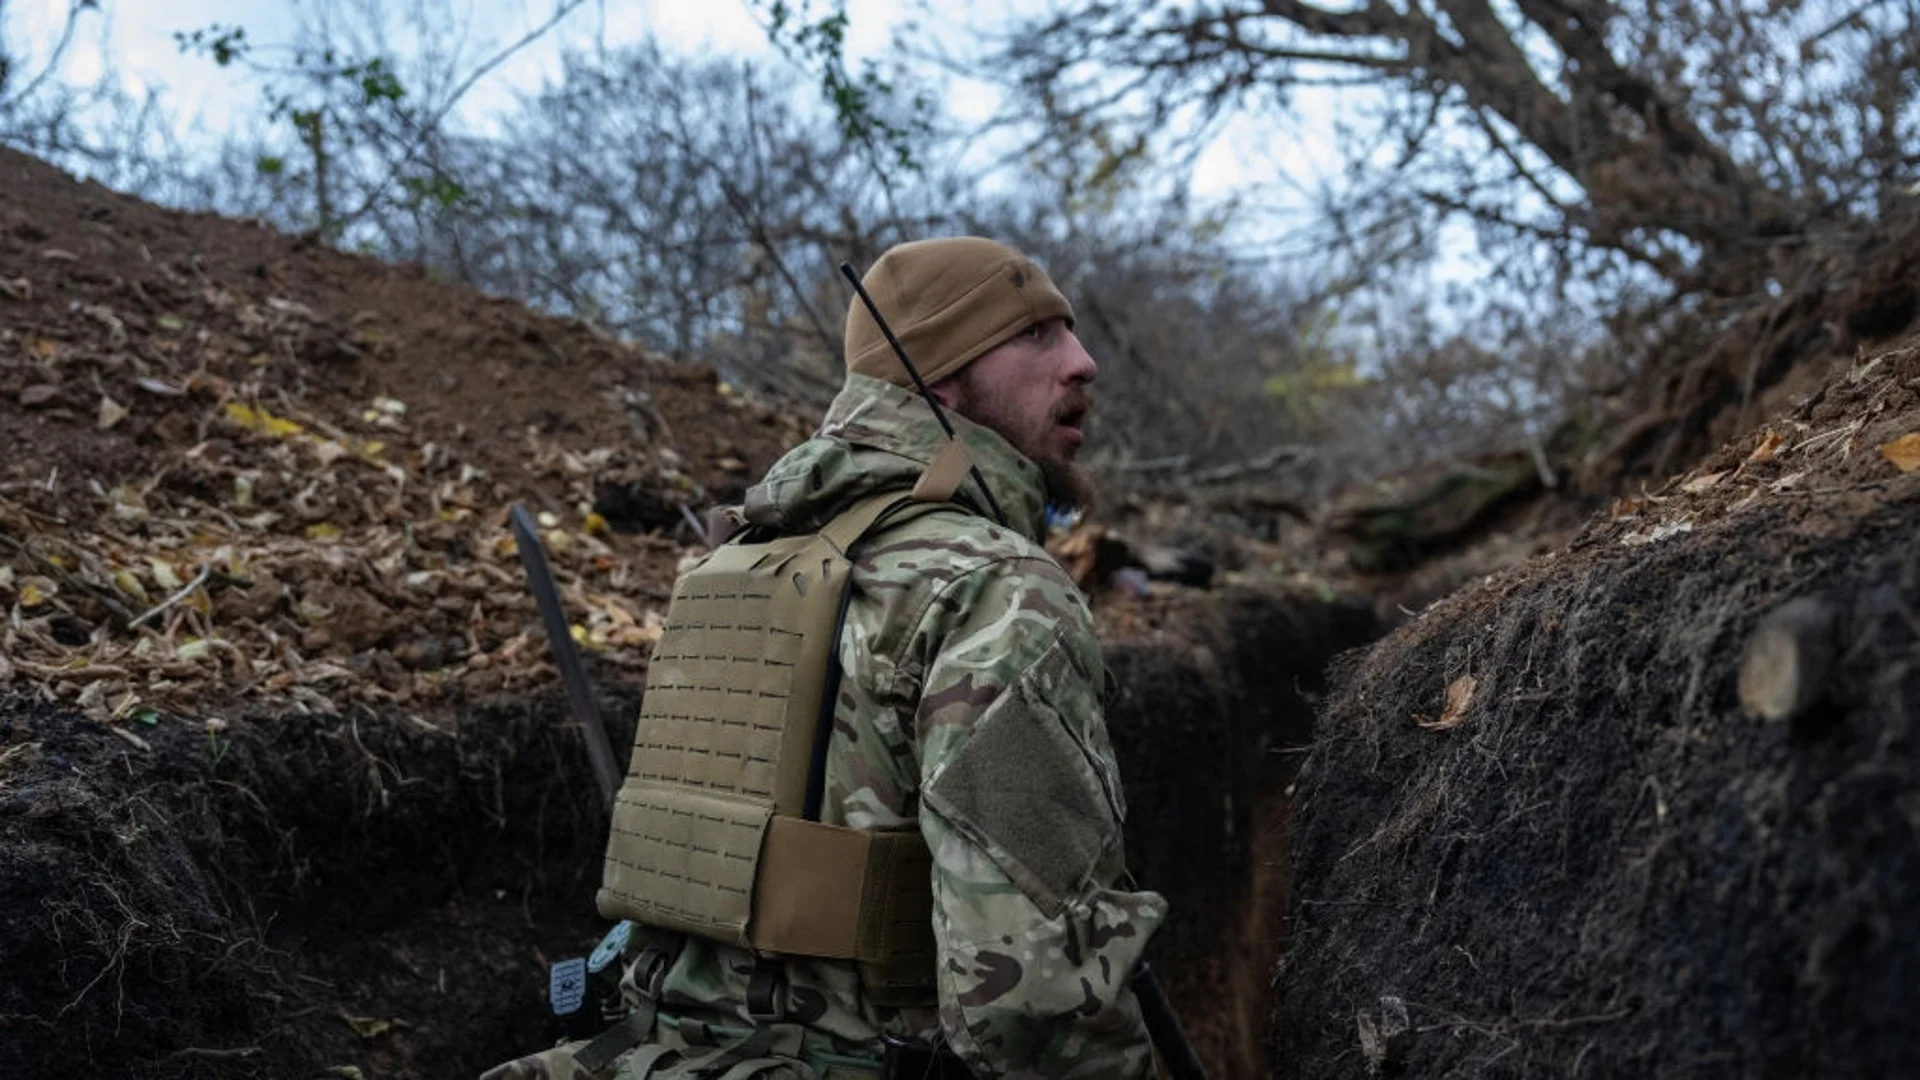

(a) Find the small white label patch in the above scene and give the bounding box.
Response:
[549,957,588,1016]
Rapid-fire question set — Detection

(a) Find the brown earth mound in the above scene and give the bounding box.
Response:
[0,146,810,726]
[1274,336,1920,1076]
[0,146,807,1077]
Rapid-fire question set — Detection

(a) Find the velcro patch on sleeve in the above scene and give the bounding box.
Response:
[923,632,1121,917]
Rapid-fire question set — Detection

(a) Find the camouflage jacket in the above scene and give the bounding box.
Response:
[647,374,1166,1078]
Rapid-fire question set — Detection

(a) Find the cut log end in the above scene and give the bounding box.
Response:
[1739,596,1836,722]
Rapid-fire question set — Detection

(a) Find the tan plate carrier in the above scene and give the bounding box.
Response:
[597,490,952,1006]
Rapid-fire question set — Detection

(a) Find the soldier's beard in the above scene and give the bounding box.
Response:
[942,374,1097,514]
[1040,458,1096,514]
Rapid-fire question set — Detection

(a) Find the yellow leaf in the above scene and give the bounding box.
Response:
[1880,432,1920,473]
[176,638,215,661]
[20,576,57,607]
[305,523,343,540]
[113,569,151,604]
[360,439,386,458]
[583,512,610,537]
[1417,674,1478,731]
[224,402,305,438]
[570,624,602,652]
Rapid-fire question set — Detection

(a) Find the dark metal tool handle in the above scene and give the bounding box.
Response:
[510,503,622,811]
[1132,962,1210,1080]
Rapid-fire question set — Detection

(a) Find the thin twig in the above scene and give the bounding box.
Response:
[107,725,151,753]
[128,564,213,630]
[335,0,592,230]
[161,1046,263,1063]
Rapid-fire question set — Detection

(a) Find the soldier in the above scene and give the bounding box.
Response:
[484,237,1165,1079]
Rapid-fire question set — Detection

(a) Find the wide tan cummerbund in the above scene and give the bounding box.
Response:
[597,492,947,1004]
[750,817,935,963]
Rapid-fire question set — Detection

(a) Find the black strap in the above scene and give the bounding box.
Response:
[801,493,952,821]
[747,956,786,1023]
[573,941,677,1078]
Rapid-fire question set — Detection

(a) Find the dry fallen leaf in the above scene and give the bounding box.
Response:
[1747,430,1784,465]
[97,394,129,430]
[113,569,151,604]
[1881,432,1920,473]
[224,402,305,438]
[149,559,182,591]
[1416,674,1478,730]
[19,576,58,607]
[135,376,185,396]
[0,276,30,301]
[338,1011,406,1040]
[19,384,58,407]
[1681,470,1727,494]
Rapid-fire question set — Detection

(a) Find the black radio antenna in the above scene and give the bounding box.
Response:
[839,261,1008,528]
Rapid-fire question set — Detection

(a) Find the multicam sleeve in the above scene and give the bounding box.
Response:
[912,555,1167,1080]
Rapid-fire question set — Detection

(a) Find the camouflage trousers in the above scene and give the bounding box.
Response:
[478,1013,884,1080]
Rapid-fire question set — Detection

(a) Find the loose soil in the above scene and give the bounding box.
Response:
[1275,337,1920,1076]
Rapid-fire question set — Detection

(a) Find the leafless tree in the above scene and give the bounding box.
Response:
[1002,2,1917,290]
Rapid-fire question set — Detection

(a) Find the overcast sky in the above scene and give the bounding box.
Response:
[3,0,1352,241]
[7,2,900,135]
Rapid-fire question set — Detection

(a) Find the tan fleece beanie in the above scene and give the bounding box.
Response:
[845,237,1075,387]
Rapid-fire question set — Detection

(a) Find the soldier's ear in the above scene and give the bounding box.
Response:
[928,376,962,411]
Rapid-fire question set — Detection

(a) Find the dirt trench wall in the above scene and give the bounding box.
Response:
[1100,585,1378,1079]
[2,583,1379,1080]
[0,682,638,1080]
[1274,432,1920,1072]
